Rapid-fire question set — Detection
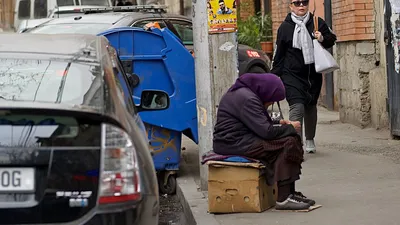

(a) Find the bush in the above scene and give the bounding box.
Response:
[237,12,272,50]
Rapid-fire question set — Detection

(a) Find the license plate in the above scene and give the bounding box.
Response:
[0,168,34,192]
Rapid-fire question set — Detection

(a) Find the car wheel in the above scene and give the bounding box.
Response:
[248,66,267,74]
[158,173,177,195]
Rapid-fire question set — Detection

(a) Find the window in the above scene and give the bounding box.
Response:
[131,20,167,29]
[34,0,47,18]
[18,0,31,19]
[0,114,101,147]
[57,0,74,6]
[0,59,102,107]
[107,48,137,114]
[168,20,193,45]
[81,0,110,6]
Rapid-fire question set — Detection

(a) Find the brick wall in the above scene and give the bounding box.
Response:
[238,0,256,20]
[271,0,290,44]
[332,0,375,42]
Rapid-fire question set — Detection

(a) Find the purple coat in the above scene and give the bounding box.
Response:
[213,74,297,155]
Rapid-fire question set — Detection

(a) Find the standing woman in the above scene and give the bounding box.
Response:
[271,0,337,153]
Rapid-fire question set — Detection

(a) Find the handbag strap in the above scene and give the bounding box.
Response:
[277,101,284,120]
[271,101,285,120]
[313,15,318,32]
[313,0,318,32]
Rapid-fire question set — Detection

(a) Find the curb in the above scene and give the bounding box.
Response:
[176,164,220,225]
[176,180,196,225]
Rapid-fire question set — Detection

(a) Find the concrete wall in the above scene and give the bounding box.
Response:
[336,41,376,127]
[370,0,388,129]
[334,0,388,129]
[166,0,180,14]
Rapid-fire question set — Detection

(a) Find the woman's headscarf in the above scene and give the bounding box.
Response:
[228,73,286,103]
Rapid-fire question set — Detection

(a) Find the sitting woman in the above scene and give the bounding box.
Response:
[213,73,315,210]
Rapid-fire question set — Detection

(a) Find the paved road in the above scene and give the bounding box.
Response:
[215,147,400,225]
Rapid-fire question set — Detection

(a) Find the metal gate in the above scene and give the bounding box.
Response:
[385,0,400,137]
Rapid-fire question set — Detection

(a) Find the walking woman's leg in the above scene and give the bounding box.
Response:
[289,103,305,139]
[304,104,318,153]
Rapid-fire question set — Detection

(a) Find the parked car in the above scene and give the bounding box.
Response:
[0,33,164,224]
[14,0,113,32]
[16,18,53,33]
[48,5,110,18]
[24,5,271,75]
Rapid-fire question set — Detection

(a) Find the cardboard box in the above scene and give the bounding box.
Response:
[207,161,277,214]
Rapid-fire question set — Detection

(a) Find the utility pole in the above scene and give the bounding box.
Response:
[192,0,239,191]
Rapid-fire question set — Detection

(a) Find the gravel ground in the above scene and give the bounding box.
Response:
[158,194,184,225]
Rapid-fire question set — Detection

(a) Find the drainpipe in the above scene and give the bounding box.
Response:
[324,0,334,110]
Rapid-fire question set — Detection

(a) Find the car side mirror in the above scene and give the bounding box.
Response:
[137,90,170,112]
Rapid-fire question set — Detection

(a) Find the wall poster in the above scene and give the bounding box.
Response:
[207,0,237,34]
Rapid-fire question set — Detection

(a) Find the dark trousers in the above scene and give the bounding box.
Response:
[289,103,318,140]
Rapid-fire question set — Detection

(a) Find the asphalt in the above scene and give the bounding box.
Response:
[159,193,184,225]
[177,102,400,225]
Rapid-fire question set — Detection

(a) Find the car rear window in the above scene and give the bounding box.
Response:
[28,23,112,35]
[0,59,102,107]
[0,113,101,147]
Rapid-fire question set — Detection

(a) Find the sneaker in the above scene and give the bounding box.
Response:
[275,194,311,210]
[294,191,316,206]
[305,139,316,153]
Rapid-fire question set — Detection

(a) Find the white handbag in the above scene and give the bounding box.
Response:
[313,16,339,74]
[313,39,339,73]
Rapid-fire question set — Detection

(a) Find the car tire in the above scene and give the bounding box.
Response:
[248,66,267,74]
[158,173,177,195]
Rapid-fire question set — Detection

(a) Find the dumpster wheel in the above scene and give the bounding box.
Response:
[158,171,177,195]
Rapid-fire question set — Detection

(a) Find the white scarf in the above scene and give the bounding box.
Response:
[291,12,314,65]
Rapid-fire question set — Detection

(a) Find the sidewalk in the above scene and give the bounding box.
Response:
[177,102,400,225]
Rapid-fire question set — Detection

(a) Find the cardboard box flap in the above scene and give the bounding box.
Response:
[206,160,265,169]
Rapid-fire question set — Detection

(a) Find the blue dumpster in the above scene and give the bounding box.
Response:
[100,27,198,194]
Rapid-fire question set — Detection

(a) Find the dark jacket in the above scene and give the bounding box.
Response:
[213,87,297,155]
[271,13,337,105]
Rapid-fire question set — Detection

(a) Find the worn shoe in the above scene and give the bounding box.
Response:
[305,139,316,153]
[275,194,311,210]
[294,191,316,206]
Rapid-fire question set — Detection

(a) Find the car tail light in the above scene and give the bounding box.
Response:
[98,124,141,204]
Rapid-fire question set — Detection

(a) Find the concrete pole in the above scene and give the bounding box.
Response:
[192,0,238,191]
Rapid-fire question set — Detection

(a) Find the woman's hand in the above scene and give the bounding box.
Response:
[280,120,301,132]
[290,121,302,132]
[314,31,324,42]
[279,120,289,125]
